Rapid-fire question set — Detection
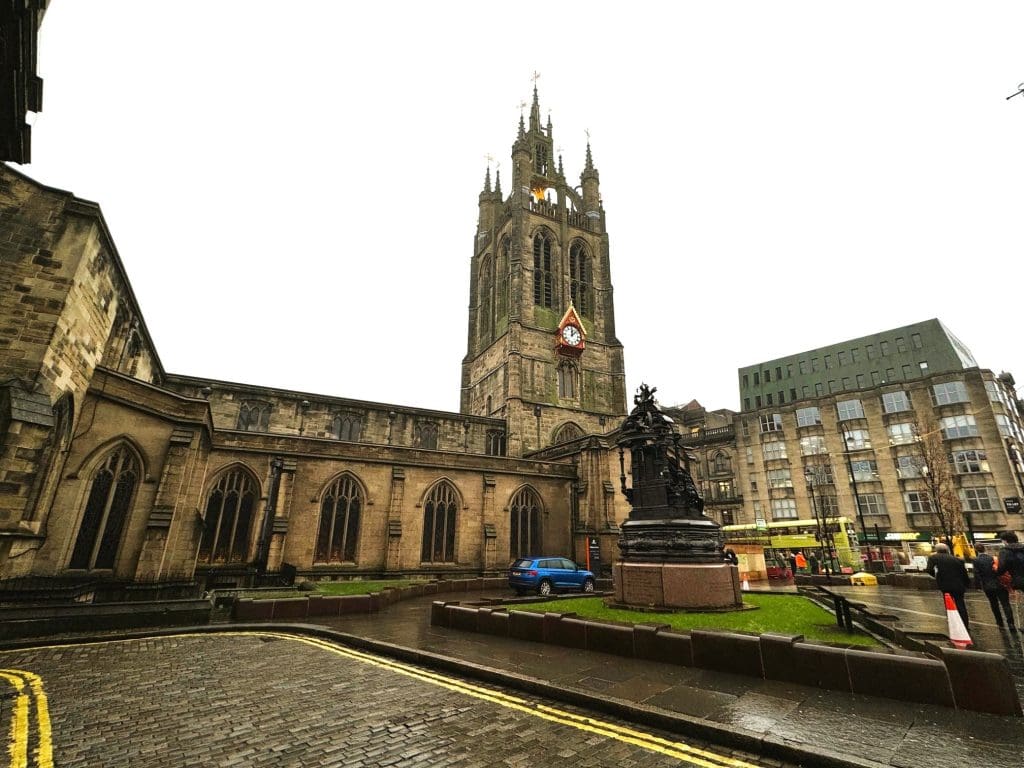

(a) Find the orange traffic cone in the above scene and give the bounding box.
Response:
[944,592,973,649]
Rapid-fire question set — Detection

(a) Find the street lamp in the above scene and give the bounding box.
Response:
[804,467,832,582]
[840,428,874,569]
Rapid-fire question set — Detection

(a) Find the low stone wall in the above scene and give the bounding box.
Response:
[429,601,1022,717]
[0,599,213,641]
[232,577,508,621]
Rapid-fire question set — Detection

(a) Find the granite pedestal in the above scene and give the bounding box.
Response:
[613,561,742,610]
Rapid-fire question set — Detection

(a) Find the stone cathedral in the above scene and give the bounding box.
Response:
[0,87,633,587]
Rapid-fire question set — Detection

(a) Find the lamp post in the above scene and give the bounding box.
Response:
[841,429,874,568]
[804,467,832,582]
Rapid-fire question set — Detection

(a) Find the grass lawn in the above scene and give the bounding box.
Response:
[513,593,880,647]
[313,579,418,596]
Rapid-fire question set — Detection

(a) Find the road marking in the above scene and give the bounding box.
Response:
[252,631,767,768]
[0,672,29,768]
[1,632,768,768]
[0,671,52,768]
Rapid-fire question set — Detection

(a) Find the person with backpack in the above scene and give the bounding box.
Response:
[974,543,1015,631]
[996,531,1024,631]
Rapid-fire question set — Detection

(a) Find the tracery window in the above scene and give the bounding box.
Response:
[332,413,361,442]
[486,430,506,456]
[497,237,510,319]
[569,241,592,316]
[421,481,458,562]
[557,360,578,399]
[69,445,138,570]
[198,468,258,565]
[532,231,554,308]
[552,422,584,444]
[479,254,494,340]
[237,400,271,432]
[315,475,362,563]
[509,487,542,558]
[416,422,439,450]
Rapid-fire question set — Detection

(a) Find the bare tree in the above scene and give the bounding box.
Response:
[912,415,964,546]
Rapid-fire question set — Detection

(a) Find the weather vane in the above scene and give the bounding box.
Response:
[1007,82,1024,100]
[484,153,494,168]
[518,100,527,116]
[585,128,591,142]
[531,71,541,85]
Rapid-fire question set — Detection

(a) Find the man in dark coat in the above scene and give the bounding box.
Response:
[974,543,1015,630]
[926,542,970,629]
[996,531,1024,631]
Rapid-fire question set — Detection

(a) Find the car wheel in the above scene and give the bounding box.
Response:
[538,579,553,596]
[582,578,595,593]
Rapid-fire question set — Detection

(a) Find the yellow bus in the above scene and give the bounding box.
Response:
[723,516,862,571]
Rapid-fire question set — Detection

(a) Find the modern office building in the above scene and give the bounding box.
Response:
[735,320,1024,563]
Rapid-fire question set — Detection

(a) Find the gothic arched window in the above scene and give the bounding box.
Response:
[497,236,510,319]
[557,360,578,399]
[421,481,458,562]
[509,486,542,558]
[332,413,361,442]
[569,241,592,317]
[198,468,258,565]
[479,254,494,340]
[416,422,439,450]
[533,232,553,308]
[237,401,271,432]
[316,474,362,563]
[552,422,584,444]
[69,445,138,570]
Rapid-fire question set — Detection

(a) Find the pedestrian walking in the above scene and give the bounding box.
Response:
[808,552,819,575]
[786,550,797,577]
[926,542,970,629]
[795,551,807,572]
[974,543,1015,631]
[996,531,1024,631]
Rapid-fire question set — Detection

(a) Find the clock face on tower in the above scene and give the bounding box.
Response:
[561,325,582,347]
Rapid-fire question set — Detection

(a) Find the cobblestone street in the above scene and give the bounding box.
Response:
[0,633,787,768]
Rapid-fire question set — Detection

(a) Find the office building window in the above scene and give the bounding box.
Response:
[844,429,872,449]
[850,460,879,481]
[762,438,788,461]
[932,380,969,405]
[895,455,921,478]
[796,407,821,427]
[952,450,989,474]
[904,492,932,515]
[771,499,798,520]
[836,399,865,421]
[859,493,888,515]
[961,487,999,512]
[767,468,793,488]
[882,391,911,414]
[800,435,828,455]
[759,413,783,433]
[940,415,978,439]
[886,422,915,445]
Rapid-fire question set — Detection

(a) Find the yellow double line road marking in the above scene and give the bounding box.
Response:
[235,631,766,768]
[2,631,767,768]
[0,669,52,768]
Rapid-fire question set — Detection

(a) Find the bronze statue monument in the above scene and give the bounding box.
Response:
[613,384,742,609]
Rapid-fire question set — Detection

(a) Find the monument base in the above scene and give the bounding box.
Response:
[613,561,742,610]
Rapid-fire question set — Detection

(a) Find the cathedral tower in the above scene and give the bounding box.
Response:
[460,85,627,457]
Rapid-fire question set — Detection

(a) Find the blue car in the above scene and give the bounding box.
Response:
[508,556,595,596]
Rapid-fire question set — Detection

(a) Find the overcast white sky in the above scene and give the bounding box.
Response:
[22,2,1024,413]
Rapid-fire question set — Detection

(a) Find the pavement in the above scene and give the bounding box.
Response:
[293,587,1024,768]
